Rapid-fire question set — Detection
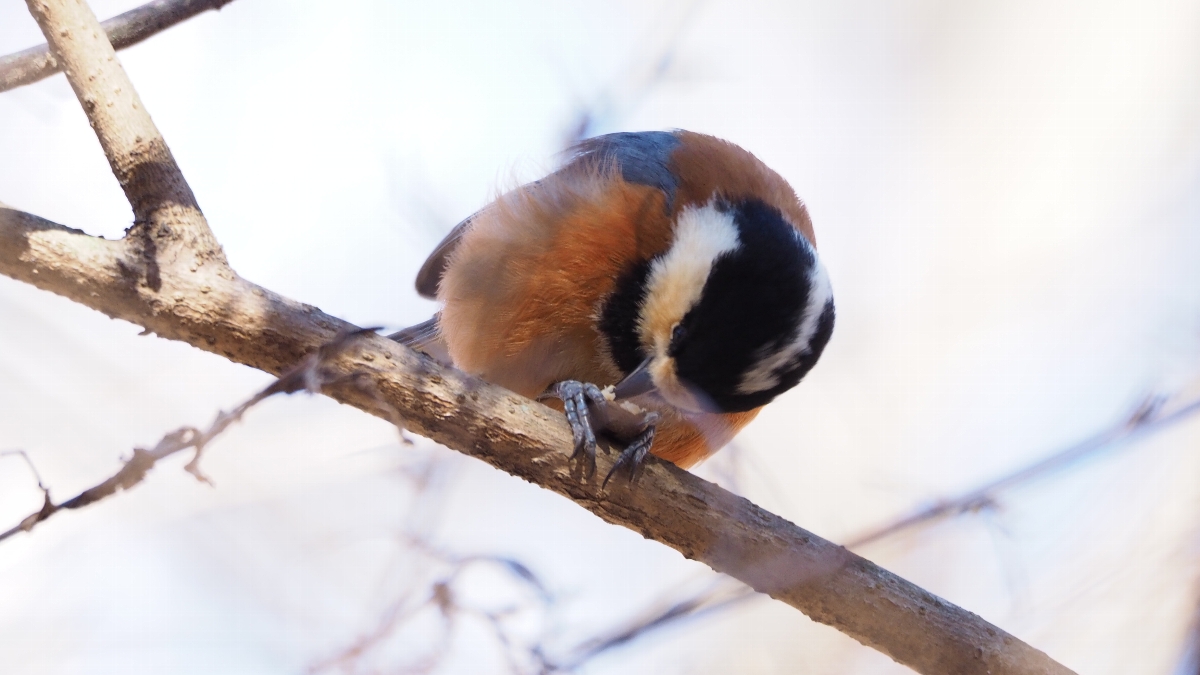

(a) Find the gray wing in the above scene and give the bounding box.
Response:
[413,131,682,300]
[414,213,478,299]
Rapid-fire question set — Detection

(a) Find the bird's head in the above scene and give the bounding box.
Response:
[600,197,834,414]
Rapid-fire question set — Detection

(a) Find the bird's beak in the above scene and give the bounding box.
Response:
[613,358,657,400]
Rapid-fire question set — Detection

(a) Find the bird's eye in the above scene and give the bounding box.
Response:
[671,323,687,345]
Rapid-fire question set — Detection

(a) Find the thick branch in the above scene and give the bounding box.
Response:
[0,204,1074,675]
[23,0,226,269]
[0,0,235,93]
[572,388,1200,658]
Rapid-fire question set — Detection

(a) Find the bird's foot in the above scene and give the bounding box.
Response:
[539,380,608,477]
[539,380,658,483]
[603,425,656,487]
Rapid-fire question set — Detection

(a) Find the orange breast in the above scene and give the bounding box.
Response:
[650,407,761,468]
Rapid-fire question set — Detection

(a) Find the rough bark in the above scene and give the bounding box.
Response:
[0,1,1078,674]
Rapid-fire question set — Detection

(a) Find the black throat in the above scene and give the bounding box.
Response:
[598,258,654,376]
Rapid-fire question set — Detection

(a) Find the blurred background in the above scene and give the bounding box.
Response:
[2,0,1200,672]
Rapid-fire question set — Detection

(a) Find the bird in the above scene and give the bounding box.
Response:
[392,130,834,483]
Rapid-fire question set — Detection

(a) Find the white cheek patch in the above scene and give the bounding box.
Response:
[736,236,833,395]
[638,202,741,354]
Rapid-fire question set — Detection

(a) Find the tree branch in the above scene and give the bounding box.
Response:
[0,2,1076,673]
[1,0,236,93]
[563,386,1200,661]
[555,577,756,671]
[0,202,1074,675]
[24,0,227,270]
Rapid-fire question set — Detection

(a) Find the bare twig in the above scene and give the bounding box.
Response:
[309,540,553,675]
[1,0,236,92]
[552,577,754,672]
[562,0,704,146]
[0,328,377,542]
[0,449,49,491]
[846,392,1200,548]
[1175,591,1200,675]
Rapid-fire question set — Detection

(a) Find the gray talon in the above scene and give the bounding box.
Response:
[604,425,656,487]
[541,381,658,484]
[540,380,600,476]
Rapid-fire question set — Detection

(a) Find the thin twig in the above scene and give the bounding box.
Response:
[309,538,553,675]
[1,0,236,93]
[0,449,48,491]
[0,328,378,543]
[562,0,705,146]
[552,578,755,672]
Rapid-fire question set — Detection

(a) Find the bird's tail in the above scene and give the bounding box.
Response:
[388,314,452,366]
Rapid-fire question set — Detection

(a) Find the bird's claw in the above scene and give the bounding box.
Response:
[540,380,658,484]
[603,425,656,487]
[539,380,608,477]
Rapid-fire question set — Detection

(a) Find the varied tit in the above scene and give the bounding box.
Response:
[393,130,834,482]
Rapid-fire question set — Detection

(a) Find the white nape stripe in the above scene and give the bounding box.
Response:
[638,202,741,353]
[736,238,833,395]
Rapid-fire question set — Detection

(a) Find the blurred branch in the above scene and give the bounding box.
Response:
[314,451,551,675]
[310,537,553,675]
[846,391,1200,548]
[1,0,236,93]
[552,577,754,672]
[0,2,1075,674]
[0,329,383,543]
[1175,587,1200,675]
[562,0,704,146]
